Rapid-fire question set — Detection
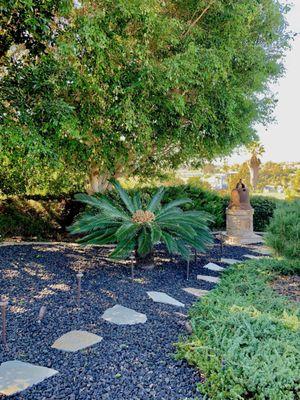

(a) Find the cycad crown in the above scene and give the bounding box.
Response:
[68,181,214,261]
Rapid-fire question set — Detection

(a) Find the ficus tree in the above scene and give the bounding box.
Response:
[0,0,291,195]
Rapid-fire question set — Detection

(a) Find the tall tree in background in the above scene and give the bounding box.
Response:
[247,142,265,190]
[1,0,291,194]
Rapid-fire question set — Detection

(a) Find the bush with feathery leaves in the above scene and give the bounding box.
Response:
[265,200,300,259]
[68,181,213,262]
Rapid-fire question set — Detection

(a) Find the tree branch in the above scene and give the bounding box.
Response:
[182,1,214,38]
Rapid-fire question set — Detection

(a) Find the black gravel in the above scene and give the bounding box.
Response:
[0,241,264,400]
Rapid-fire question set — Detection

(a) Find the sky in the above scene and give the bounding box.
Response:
[226,0,300,165]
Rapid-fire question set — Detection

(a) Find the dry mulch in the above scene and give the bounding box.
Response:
[272,275,300,303]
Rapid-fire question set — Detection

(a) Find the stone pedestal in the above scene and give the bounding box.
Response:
[225,208,262,245]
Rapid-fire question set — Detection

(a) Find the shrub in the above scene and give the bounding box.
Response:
[265,200,300,259]
[251,196,280,231]
[0,186,282,240]
[109,185,279,231]
[177,259,300,400]
[69,181,213,263]
[0,196,82,240]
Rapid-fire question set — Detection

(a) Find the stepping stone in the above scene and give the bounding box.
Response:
[102,305,147,325]
[203,262,224,272]
[252,246,272,255]
[147,291,184,307]
[243,254,262,260]
[0,360,58,396]
[183,288,209,298]
[221,258,240,265]
[197,275,220,284]
[52,330,103,352]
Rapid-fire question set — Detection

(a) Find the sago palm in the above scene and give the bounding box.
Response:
[68,181,214,261]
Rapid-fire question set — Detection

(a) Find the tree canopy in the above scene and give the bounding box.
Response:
[0,0,291,194]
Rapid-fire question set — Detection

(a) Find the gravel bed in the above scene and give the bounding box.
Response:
[0,241,263,400]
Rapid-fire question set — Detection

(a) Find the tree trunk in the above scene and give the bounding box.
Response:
[248,154,261,190]
[86,166,111,194]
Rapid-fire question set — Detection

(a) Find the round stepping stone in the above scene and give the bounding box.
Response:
[197,275,220,284]
[0,360,58,396]
[182,288,209,298]
[147,291,184,307]
[203,262,224,272]
[221,258,240,265]
[52,330,103,352]
[102,305,147,325]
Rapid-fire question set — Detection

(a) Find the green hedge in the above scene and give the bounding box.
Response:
[0,186,282,240]
[177,258,300,400]
[107,185,280,231]
[265,200,300,259]
[0,197,81,240]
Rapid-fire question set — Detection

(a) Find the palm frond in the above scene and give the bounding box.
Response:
[112,180,136,213]
[161,231,179,254]
[115,222,139,242]
[74,193,130,221]
[157,198,193,216]
[147,187,164,212]
[132,192,142,210]
[137,227,152,256]
[110,238,135,259]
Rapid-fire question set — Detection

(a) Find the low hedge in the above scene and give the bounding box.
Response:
[265,200,300,259]
[177,259,300,399]
[108,185,281,231]
[0,197,82,240]
[0,186,281,240]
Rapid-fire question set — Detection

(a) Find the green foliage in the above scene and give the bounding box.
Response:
[68,181,213,260]
[265,201,300,259]
[112,185,279,231]
[186,177,212,191]
[1,0,291,195]
[0,185,281,240]
[251,196,279,231]
[227,161,300,194]
[0,197,61,240]
[177,259,300,400]
[0,195,83,240]
[1,0,73,60]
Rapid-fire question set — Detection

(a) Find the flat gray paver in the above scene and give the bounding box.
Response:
[147,291,184,307]
[52,330,103,352]
[0,360,58,396]
[182,288,210,298]
[243,254,263,260]
[203,262,224,272]
[251,246,272,255]
[221,258,240,265]
[197,275,220,284]
[102,305,147,325]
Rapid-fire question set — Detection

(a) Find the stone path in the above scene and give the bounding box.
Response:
[0,361,58,396]
[0,242,260,397]
[147,291,185,307]
[52,330,103,352]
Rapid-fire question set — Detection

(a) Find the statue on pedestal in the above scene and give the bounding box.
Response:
[228,179,251,211]
[225,179,262,245]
